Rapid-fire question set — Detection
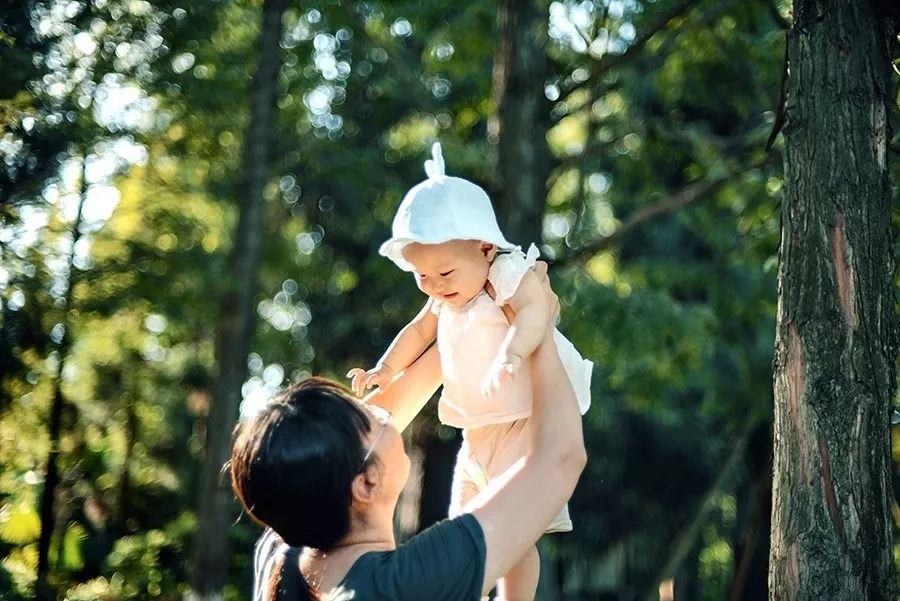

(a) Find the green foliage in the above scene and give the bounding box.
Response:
[1,0,896,598]
[0,503,41,546]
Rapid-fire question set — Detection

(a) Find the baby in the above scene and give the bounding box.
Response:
[348,143,591,599]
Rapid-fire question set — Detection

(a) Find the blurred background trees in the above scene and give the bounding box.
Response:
[0,1,896,600]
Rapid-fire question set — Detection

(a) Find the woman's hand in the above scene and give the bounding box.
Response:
[486,260,557,327]
[481,261,557,397]
[530,261,559,332]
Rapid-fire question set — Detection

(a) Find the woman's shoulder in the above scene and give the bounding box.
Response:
[336,515,485,600]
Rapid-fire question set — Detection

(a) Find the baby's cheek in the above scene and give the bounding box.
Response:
[468,268,489,290]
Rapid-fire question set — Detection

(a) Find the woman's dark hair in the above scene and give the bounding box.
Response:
[231,377,372,548]
[230,377,373,600]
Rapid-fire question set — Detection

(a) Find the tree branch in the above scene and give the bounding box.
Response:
[562,0,702,97]
[640,419,759,601]
[554,161,762,267]
[339,0,434,108]
[765,33,789,151]
[764,0,791,30]
[554,0,737,126]
[549,136,620,179]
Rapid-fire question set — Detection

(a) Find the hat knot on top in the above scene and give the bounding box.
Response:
[423,142,445,179]
[378,141,517,272]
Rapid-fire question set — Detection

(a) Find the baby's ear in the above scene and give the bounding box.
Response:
[480,242,497,261]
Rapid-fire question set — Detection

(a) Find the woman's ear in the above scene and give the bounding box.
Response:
[480,243,497,262]
[350,465,380,505]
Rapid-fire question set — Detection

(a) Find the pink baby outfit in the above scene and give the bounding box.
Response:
[438,244,593,532]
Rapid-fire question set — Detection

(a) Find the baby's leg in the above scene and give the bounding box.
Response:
[496,545,539,601]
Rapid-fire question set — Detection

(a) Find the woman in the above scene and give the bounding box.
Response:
[230,264,586,600]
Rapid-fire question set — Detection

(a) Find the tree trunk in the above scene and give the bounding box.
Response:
[768,2,897,599]
[642,422,753,601]
[189,1,286,598]
[417,430,461,530]
[35,152,88,601]
[673,542,698,601]
[489,0,551,245]
[727,424,771,601]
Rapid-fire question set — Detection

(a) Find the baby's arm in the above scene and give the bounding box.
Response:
[483,269,549,395]
[379,298,438,373]
[348,298,438,396]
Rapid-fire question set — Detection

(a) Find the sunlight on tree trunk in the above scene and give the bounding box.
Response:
[768,2,897,599]
[189,0,288,598]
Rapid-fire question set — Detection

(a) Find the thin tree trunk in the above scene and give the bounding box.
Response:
[417,430,461,530]
[35,152,88,601]
[727,424,771,601]
[489,0,551,245]
[189,1,287,598]
[768,2,897,599]
[673,542,699,601]
[642,422,754,601]
[118,374,137,522]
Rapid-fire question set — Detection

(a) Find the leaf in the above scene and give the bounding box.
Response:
[0,503,40,545]
[60,521,87,571]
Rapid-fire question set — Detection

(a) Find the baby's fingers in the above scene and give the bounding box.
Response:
[498,363,517,382]
[346,368,362,394]
[481,370,502,399]
[480,375,493,399]
[364,373,383,391]
[351,372,369,396]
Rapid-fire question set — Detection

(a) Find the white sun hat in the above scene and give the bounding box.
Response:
[378,142,517,272]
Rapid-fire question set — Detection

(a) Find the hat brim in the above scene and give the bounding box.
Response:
[379,236,517,272]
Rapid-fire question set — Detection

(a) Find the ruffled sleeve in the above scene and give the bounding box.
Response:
[488,243,540,306]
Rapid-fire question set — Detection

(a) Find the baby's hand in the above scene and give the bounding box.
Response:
[480,353,524,398]
[346,364,395,397]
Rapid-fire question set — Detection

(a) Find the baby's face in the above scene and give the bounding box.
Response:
[401,240,494,307]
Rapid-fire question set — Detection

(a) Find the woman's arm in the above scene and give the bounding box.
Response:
[363,343,442,433]
[468,274,587,593]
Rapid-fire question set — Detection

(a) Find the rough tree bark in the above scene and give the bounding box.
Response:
[489,0,551,245]
[768,2,897,600]
[188,0,287,598]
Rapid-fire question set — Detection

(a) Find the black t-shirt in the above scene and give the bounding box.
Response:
[253,514,487,601]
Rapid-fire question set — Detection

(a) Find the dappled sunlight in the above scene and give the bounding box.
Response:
[1,0,895,599]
